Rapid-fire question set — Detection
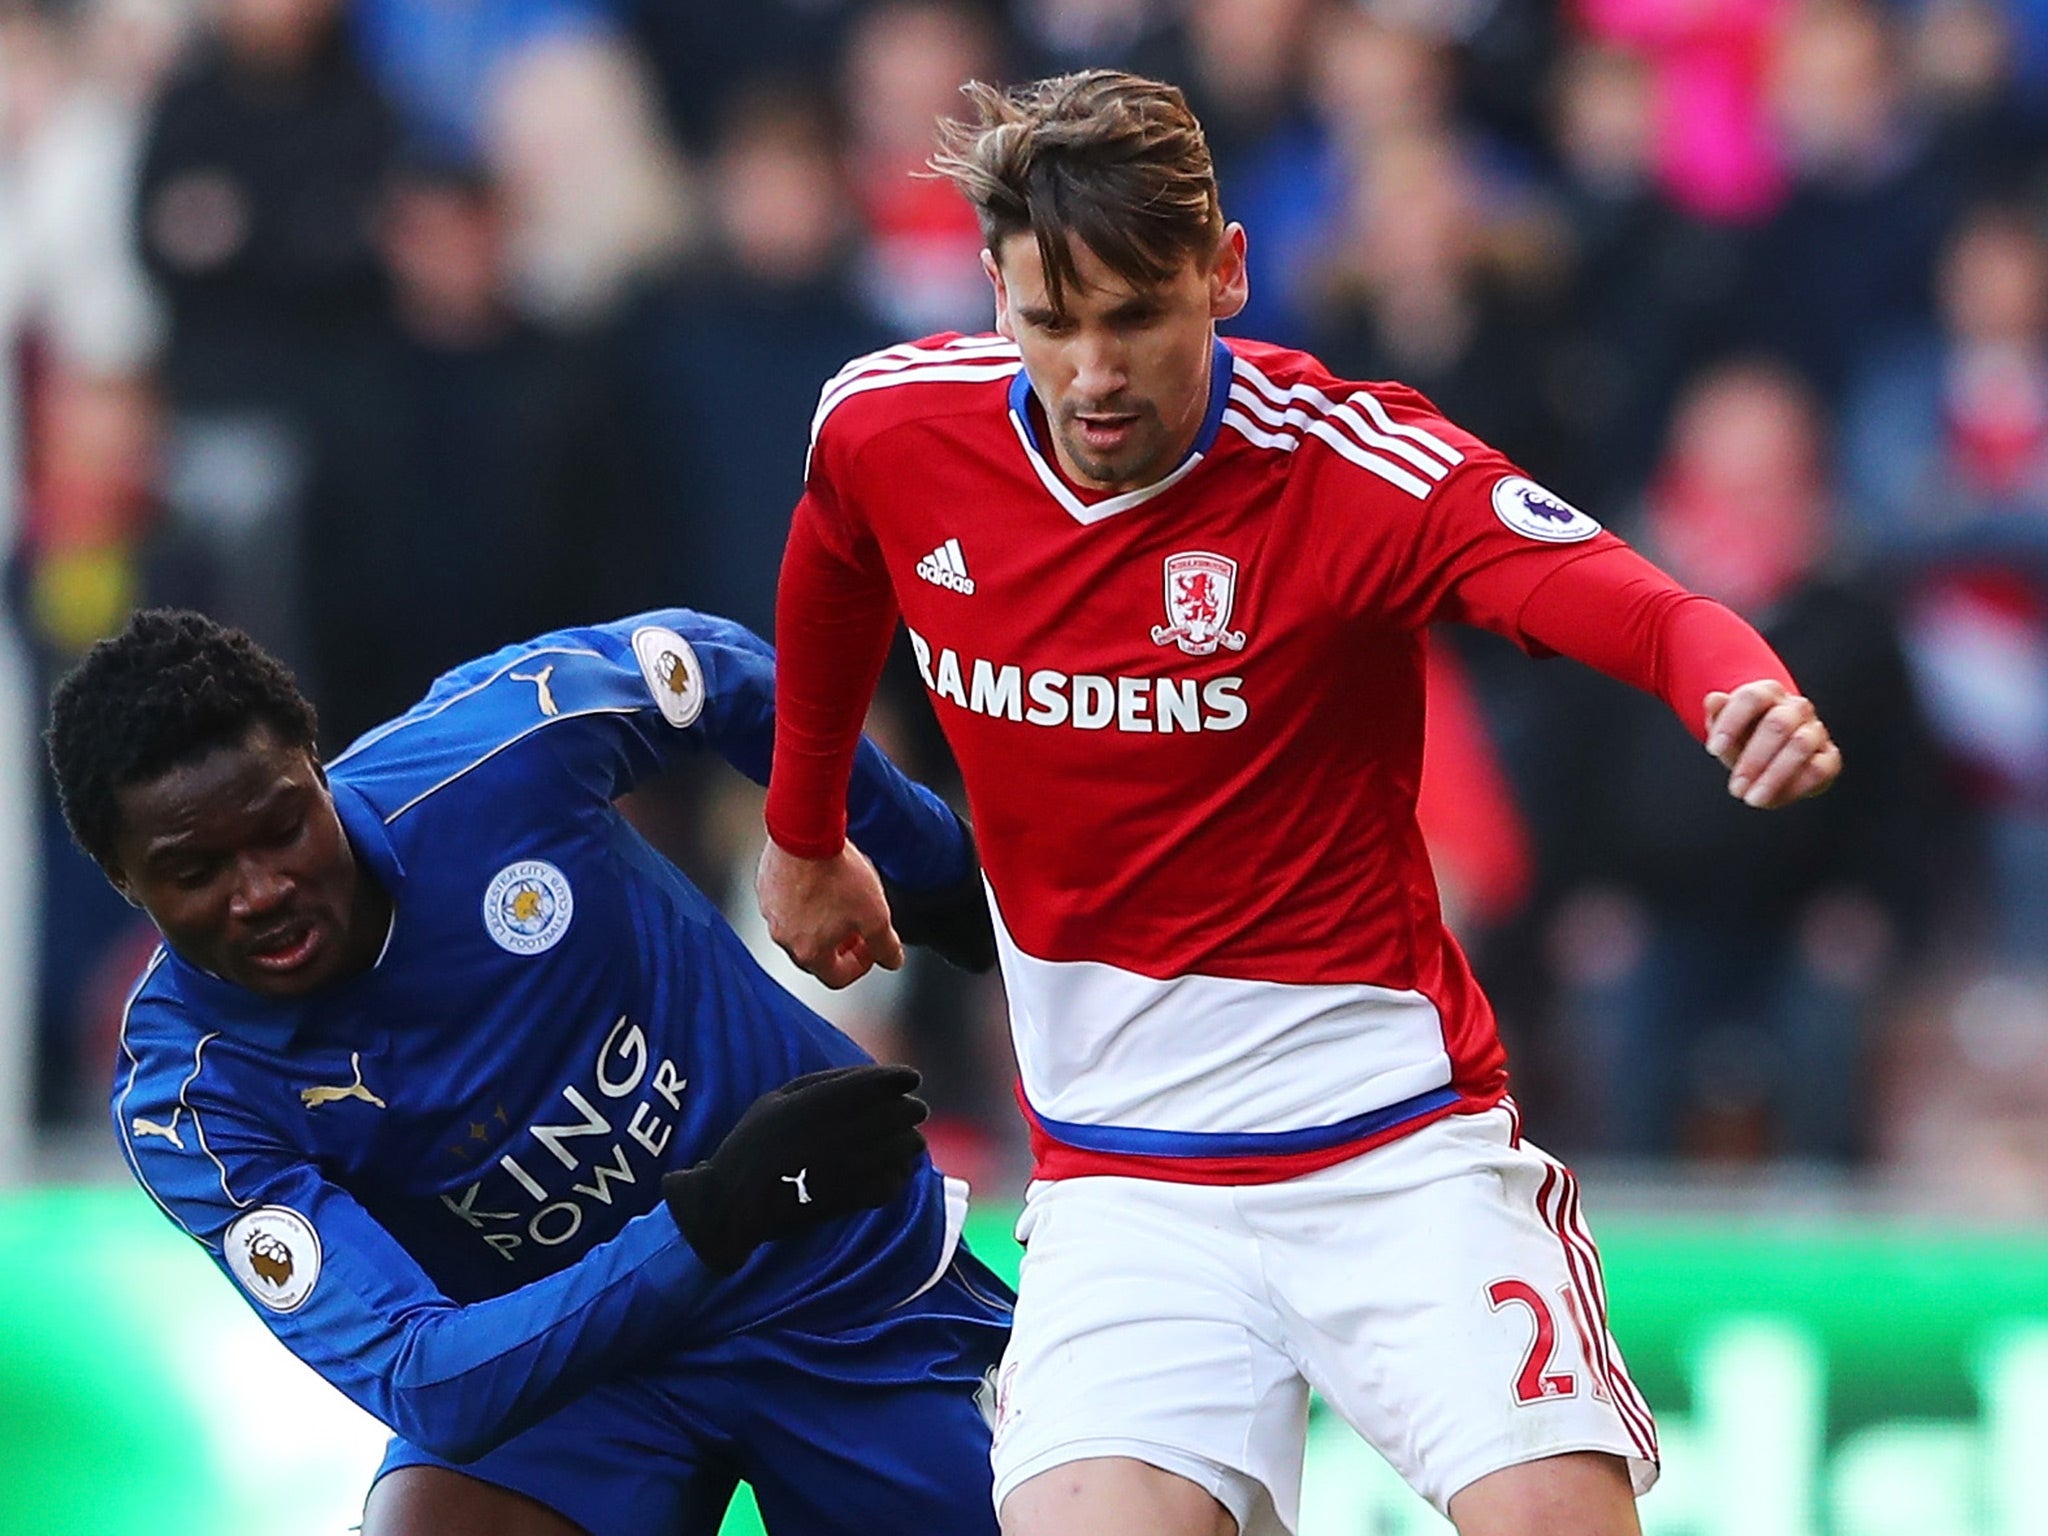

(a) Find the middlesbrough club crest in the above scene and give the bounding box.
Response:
[1150,551,1247,657]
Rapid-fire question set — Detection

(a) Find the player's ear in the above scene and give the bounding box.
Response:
[981,248,1014,340]
[103,862,143,910]
[1208,223,1248,322]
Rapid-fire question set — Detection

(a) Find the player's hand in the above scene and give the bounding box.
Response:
[1703,680,1842,809]
[662,1065,929,1274]
[756,838,905,989]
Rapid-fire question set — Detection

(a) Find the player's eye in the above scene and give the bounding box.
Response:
[262,813,305,849]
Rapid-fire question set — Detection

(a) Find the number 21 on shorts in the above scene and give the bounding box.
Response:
[1487,1279,1611,1405]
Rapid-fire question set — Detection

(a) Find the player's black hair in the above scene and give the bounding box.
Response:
[45,608,319,869]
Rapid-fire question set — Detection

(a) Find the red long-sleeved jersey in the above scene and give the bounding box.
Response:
[769,333,1791,1183]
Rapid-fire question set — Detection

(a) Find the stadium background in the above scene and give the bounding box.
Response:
[6,0,2048,1529]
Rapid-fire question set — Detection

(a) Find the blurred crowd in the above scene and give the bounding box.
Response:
[7,0,2048,1206]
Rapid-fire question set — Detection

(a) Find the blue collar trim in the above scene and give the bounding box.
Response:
[333,780,405,892]
[1006,336,1235,469]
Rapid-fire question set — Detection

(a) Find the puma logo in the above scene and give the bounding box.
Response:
[510,664,559,717]
[299,1052,387,1110]
[131,1108,185,1149]
[782,1169,813,1205]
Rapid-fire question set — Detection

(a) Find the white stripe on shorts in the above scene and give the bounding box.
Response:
[1536,1160,1659,1461]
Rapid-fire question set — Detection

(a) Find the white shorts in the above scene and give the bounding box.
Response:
[988,1105,1659,1535]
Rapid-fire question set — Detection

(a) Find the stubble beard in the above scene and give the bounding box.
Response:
[1054,404,1166,491]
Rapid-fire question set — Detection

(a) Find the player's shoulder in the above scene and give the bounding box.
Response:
[1221,337,1452,422]
[1218,337,1491,504]
[809,331,1021,454]
[112,950,265,1119]
[117,950,274,1067]
[326,612,716,810]
[112,954,292,1237]
[117,947,188,1048]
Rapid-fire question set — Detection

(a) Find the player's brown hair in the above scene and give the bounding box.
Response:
[930,70,1225,313]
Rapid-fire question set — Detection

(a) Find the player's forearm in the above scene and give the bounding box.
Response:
[765,505,900,859]
[846,739,973,888]
[660,609,967,886]
[1518,544,1797,742]
[351,1207,714,1463]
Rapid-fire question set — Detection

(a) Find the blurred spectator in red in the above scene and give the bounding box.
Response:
[134,0,396,679]
[1417,638,1534,937]
[1844,201,2048,538]
[5,0,181,590]
[6,0,190,1124]
[1897,568,2048,964]
[304,157,641,745]
[1737,0,1957,403]
[623,85,891,638]
[21,368,155,653]
[1545,41,1749,510]
[1844,200,2048,967]
[18,365,162,1119]
[5,0,172,644]
[842,0,1007,336]
[1537,360,1934,1160]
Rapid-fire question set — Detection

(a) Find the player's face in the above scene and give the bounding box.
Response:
[107,725,388,998]
[986,223,1249,493]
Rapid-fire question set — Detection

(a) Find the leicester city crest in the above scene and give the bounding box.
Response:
[483,860,575,955]
[1150,551,1247,657]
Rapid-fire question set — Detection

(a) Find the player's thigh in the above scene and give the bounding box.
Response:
[1448,1450,1641,1536]
[370,1369,739,1536]
[1001,1455,1237,1536]
[743,1367,999,1536]
[362,1466,595,1536]
[1260,1109,1659,1516]
[992,1177,1306,1536]
[733,1253,1013,1536]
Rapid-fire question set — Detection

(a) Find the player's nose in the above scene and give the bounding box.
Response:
[1069,336,1130,401]
[228,854,296,917]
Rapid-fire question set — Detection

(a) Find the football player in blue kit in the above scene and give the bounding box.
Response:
[47,606,1013,1536]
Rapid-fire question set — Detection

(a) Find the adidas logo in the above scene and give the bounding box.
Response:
[915,537,976,595]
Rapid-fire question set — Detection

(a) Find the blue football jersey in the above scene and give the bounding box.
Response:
[112,609,977,1464]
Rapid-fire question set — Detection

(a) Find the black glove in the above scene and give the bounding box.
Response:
[882,822,997,974]
[663,1064,929,1274]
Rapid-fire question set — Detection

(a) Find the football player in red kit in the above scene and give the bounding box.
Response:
[758,70,1840,1536]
